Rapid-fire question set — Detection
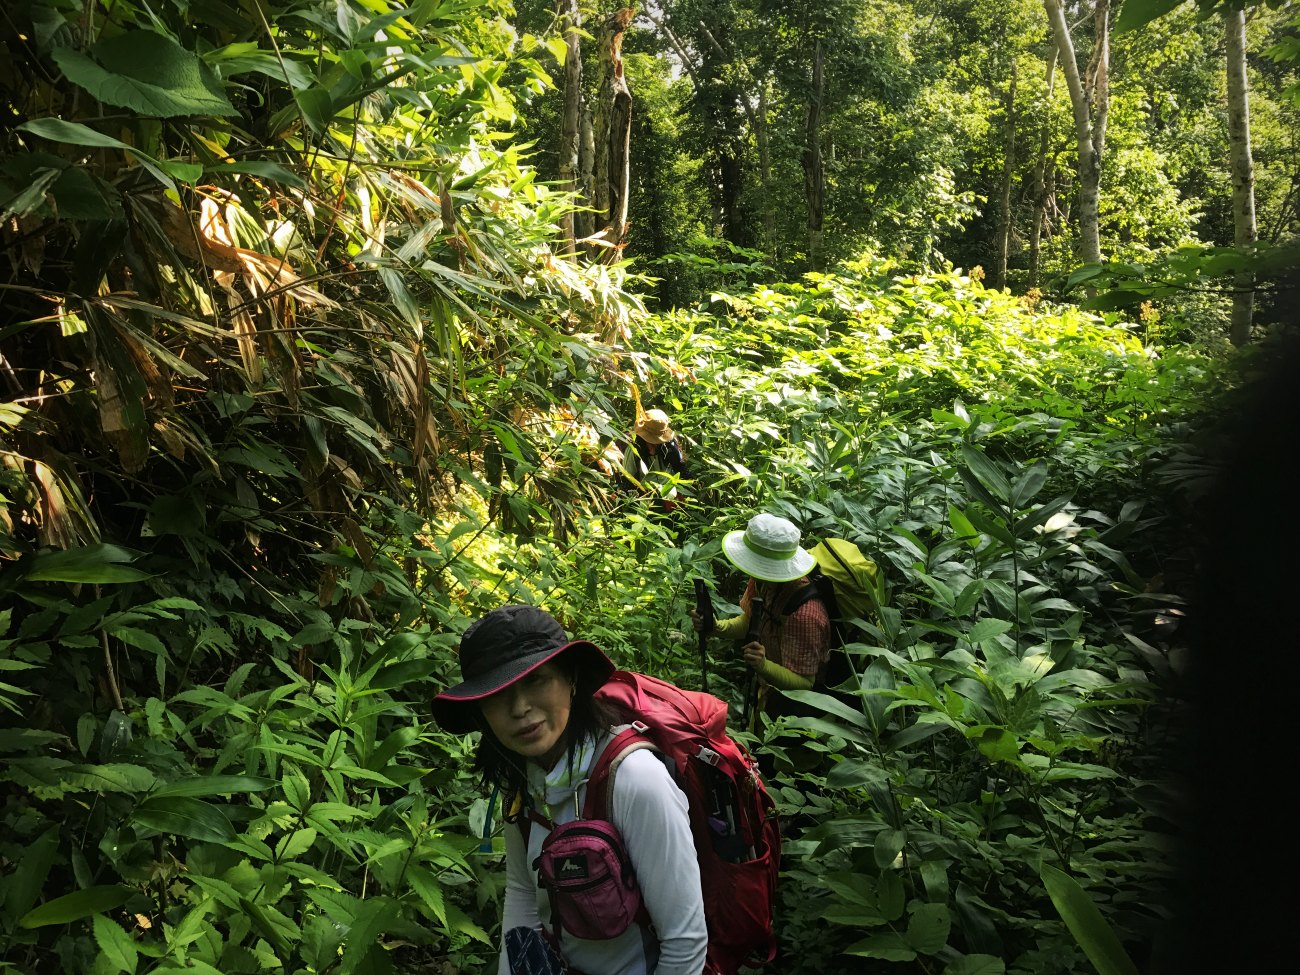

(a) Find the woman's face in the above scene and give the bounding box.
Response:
[479,662,573,767]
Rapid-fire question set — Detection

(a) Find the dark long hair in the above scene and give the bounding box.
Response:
[472,649,618,801]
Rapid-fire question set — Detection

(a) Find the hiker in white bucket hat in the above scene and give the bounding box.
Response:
[691,514,833,729]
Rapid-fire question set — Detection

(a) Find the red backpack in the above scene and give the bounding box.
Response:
[587,671,781,975]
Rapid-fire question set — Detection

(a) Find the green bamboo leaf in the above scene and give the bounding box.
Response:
[959,445,1013,504]
[151,774,275,798]
[1,825,60,925]
[19,885,133,928]
[93,913,139,974]
[131,796,236,843]
[1039,864,1139,975]
[1010,462,1049,508]
[23,543,151,584]
[18,119,182,190]
[947,505,980,547]
[780,689,873,730]
[205,161,308,189]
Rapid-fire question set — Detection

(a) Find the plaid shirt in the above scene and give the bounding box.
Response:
[739,577,832,683]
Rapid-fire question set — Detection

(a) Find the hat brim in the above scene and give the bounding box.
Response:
[431,639,614,734]
[722,530,816,583]
[634,424,676,444]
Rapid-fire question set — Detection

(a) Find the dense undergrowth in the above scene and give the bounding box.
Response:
[0,1,1237,974]
[2,255,1222,975]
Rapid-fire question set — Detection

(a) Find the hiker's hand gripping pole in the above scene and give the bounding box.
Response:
[693,578,715,693]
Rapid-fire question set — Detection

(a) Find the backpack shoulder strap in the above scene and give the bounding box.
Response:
[782,571,832,618]
[510,790,554,846]
[584,724,659,822]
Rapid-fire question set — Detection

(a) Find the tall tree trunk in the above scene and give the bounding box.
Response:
[757,81,774,252]
[995,57,1018,290]
[1029,50,1058,289]
[1044,0,1108,265]
[802,38,825,271]
[592,8,635,258]
[557,0,582,253]
[1225,8,1257,346]
[577,112,595,241]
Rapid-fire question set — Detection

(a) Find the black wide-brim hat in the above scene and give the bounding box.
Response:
[431,604,615,734]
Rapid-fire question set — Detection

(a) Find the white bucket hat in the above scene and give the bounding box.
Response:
[722,513,816,583]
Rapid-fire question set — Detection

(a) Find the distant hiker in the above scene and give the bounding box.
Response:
[619,408,688,512]
[431,605,708,975]
[691,514,833,728]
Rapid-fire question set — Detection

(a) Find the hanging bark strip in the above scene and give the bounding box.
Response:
[592,7,636,260]
[1225,7,1257,346]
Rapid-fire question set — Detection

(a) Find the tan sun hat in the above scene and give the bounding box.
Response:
[633,408,677,444]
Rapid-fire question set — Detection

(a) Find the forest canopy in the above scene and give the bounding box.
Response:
[1,0,1296,973]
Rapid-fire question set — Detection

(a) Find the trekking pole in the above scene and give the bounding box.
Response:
[739,597,764,728]
[693,578,714,693]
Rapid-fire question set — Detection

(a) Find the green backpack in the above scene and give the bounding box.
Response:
[785,537,884,688]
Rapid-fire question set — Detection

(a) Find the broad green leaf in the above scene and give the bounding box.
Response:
[407,865,448,928]
[823,871,881,909]
[966,618,1013,646]
[947,505,980,547]
[844,931,916,961]
[873,828,906,870]
[877,870,905,921]
[93,913,139,974]
[1115,0,1188,33]
[1040,864,1139,975]
[295,87,334,134]
[974,728,1020,763]
[944,955,1006,975]
[53,31,236,117]
[906,902,951,954]
[275,827,318,860]
[825,758,888,790]
[108,626,167,656]
[131,796,236,843]
[20,886,132,928]
[337,896,397,975]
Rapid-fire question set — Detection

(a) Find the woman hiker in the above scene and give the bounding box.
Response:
[431,604,708,975]
[690,513,833,730]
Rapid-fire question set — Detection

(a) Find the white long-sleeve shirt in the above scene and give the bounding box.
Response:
[497,735,708,975]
